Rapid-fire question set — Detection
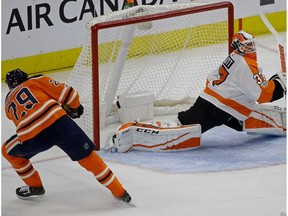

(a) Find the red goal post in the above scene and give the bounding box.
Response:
[69,1,234,150]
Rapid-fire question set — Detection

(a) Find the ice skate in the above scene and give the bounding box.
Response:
[16,185,45,200]
[118,190,132,203]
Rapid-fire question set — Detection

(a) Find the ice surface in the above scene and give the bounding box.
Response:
[1,33,286,216]
[99,126,285,173]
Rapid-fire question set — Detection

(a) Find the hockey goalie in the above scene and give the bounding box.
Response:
[105,30,286,153]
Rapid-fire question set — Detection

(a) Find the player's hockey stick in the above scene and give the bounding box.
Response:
[259,11,286,89]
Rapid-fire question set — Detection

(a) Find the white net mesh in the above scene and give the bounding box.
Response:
[67,1,233,142]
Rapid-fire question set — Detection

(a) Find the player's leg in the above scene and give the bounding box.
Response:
[178,97,228,132]
[105,122,201,152]
[2,135,45,199]
[244,104,286,135]
[223,116,244,131]
[54,116,131,202]
[77,151,131,202]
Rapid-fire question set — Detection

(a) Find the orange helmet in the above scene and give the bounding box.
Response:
[231,30,256,55]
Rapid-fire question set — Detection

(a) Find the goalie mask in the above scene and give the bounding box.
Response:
[5,69,28,90]
[231,30,256,55]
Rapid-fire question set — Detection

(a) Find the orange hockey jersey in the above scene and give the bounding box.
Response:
[5,75,81,142]
[200,52,276,121]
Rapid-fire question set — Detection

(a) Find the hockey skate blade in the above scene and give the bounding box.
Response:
[114,199,136,208]
[126,200,136,207]
[17,194,46,201]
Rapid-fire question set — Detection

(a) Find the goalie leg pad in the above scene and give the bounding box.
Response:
[105,122,201,153]
[244,104,286,136]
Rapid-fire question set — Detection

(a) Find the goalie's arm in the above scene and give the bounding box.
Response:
[269,74,285,101]
[256,73,285,104]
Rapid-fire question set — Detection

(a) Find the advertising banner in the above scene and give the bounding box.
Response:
[2,0,286,60]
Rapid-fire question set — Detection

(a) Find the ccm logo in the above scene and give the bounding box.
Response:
[274,106,286,112]
[136,128,160,134]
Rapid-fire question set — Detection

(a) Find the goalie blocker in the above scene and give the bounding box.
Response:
[105,122,201,153]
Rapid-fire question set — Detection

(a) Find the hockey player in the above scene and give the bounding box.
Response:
[177,30,286,133]
[106,30,286,153]
[2,69,131,202]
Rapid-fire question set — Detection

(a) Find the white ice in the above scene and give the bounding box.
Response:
[1,33,287,216]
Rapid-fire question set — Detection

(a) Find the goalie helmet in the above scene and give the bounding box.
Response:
[231,30,256,55]
[5,68,28,90]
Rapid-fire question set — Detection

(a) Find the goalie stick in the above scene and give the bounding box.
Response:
[259,11,287,89]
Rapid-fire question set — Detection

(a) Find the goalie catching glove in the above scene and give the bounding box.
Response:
[62,104,84,119]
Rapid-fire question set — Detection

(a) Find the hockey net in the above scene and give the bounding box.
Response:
[67,1,234,149]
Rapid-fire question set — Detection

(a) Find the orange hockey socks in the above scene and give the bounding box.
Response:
[2,144,43,187]
[78,151,125,198]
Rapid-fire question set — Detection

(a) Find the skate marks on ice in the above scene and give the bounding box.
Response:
[2,157,137,216]
[99,125,286,173]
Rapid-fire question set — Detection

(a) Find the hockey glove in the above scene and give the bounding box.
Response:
[269,73,286,91]
[62,104,84,119]
[268,73,286,101]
